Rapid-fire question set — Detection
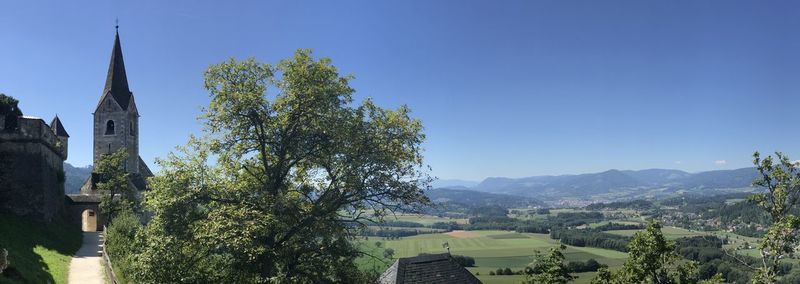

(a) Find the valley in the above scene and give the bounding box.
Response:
[358,191,800,283]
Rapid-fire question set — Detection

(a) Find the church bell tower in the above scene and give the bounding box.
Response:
[83,27,152,193]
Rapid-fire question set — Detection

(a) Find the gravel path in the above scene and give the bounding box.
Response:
[68,232,104,284]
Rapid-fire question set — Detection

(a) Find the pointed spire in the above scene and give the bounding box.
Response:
[103,27,132,110]
[50,115,69,137]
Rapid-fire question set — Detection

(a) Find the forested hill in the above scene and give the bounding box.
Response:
[64,162,92,194]
[471,167,759,200]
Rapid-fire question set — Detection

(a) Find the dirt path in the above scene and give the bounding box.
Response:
[68,232,104,284]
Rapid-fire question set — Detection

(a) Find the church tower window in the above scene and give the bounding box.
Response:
[105,120,115,135]
[130,121,135,136]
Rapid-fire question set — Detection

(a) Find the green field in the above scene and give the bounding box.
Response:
[358,230,627,284]
[469,271,601,284]
[0,213,82,284]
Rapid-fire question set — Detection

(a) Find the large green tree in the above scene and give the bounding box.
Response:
[748,152,800,284]
[96,149,136,222]
[130,50,431,283]
[524,244,576,284]
[590,221,721,284]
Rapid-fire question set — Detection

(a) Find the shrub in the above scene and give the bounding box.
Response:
[450,255,476,267]
[105,211,142,282]
[383,248,395,259]
[0,93,23,132]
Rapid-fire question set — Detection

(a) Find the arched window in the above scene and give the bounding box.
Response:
[130,121,135,136]
[105,120,115,135]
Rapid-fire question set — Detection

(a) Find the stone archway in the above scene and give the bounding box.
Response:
[67,194,105,231]
[82,209,97,232]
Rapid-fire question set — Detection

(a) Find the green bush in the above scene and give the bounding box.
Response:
[105,211,142,283]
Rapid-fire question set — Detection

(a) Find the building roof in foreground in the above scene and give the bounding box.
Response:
[377,253,482,284]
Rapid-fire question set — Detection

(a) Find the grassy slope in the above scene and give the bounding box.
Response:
[0,212,81,284]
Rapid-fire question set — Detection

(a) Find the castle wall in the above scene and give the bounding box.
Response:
[0,118,67,222]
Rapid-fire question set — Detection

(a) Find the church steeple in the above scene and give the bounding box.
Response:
[103,29,132,110]
[85,26,152,195]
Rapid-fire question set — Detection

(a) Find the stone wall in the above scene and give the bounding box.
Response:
[0,117,67,222]
[65,195,106,230]
[93,95,139,174]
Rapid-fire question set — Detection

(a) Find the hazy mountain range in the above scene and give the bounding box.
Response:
[68,162,760,203]
[426,187,545,208]
[430,179,480,189]
[438,168,760,201]
[64,163,92,194]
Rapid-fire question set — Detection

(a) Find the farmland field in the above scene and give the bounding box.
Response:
[359,210,772,284]
[357,230,627,284]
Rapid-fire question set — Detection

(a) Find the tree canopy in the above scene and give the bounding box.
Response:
[748,152,800,283]
[525,244,576,284]
[590,221,722,284]
[125,49,431,283]
[96,149,135,222]
[0,93,23,131]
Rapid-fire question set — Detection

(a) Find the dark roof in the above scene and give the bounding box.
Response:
[138,156,154,177]
[103,30,133,110]
[66,194,101,204]
[49,115,69,137]
[80,171,148,193]
[378,253,482,284]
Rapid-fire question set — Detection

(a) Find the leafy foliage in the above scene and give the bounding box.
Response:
[565,258,606,273]
[0,93,23,132]
[586,200,653,210]
[590,221,720,284]
[123,50,431,283]
[96,149,135,221]
[524,244,577,284]
[550,228,630,252]
[748,152,800,283]
[450,255,475,267]
[104,211,142,283]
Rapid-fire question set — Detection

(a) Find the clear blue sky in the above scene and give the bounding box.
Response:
[2,1,798,181]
